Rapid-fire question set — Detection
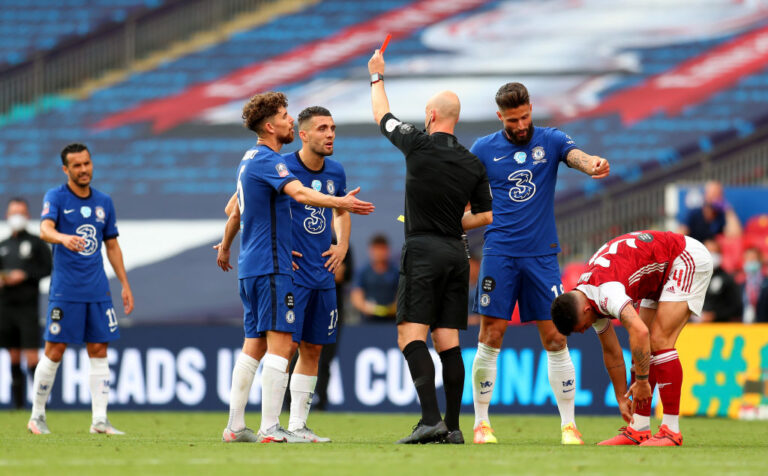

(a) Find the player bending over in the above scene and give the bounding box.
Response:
[551,231,713,446]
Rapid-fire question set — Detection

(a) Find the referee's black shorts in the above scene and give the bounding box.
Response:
[0,303,41,349]
[396,234,469,330]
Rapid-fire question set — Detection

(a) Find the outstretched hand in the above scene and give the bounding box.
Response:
[213,242,233,272]
[339,187,375,215]
[591,157,610,179]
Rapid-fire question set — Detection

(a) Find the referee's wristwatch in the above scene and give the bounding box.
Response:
[370,73,384,85]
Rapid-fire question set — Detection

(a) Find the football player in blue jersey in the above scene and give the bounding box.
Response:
[216,93,373,443]
[282,106,349,442]
[469,83,610,445]
[28,143,134,435]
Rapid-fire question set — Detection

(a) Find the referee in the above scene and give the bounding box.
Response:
[368,50,493,444]
[0,198,52,409]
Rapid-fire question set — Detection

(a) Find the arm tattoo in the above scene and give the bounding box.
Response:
[566,149,593,175]
[632,348,651,374]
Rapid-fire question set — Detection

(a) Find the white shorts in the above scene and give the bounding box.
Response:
[640,236,713,318]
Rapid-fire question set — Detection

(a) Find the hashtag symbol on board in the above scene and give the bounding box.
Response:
[691,336,747,417]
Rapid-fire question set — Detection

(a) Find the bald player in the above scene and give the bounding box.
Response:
[369,50,493,444]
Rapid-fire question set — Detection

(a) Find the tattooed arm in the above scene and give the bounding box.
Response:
[618,303,653,413]
[566,149,610,179]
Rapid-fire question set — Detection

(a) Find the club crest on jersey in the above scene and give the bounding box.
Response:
[276,162,289,178]
[532,146,546,164]
[327,180,335,195]
[95,206,105,223]
[311,179,322,191]
[286,310,295,324]
[80,206,92,218]
[49,322,61,335]
[480,293,491,307]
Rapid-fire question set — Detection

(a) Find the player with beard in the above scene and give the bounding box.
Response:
[29,143,134,435]
[216,93,373,443]
[469,82,610,445]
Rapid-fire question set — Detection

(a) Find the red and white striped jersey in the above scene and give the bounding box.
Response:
[576,231,687,319]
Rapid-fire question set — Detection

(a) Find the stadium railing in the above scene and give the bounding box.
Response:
[556,125,768,263]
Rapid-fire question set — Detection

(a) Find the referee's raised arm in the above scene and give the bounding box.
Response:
[368,50,389,124]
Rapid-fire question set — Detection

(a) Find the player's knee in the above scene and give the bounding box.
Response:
[541,331,566,352]
[44,343,66,362]
[478,321,505,348]
[649,332,672,352]
[299,342,322,361]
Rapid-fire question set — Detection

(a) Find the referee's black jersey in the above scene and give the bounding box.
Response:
[380,112,492,239]
[0,230,52,306]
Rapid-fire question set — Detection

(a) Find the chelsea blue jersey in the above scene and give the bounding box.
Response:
[41,184,118,302]
[236,144,298,279]
[283,152,347,290]
[470,127,576,257]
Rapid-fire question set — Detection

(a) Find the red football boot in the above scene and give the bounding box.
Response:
[597,426,651,445]
[640,424,683,447]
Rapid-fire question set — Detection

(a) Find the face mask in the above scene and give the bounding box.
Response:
[744,261,761,274]
[7,214,27,232]
[711,253,722,269]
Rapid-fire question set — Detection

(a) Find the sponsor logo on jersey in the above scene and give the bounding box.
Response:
[276,162,289,178]
[513,151,527,164]
[311,179,322,191]
[482,277,496,292]
[51,307,63,321]
[49,322,61,335]
[286,310,295,324]
[666,286,676,294]
[95,206,106,222]
[492,154,509,162]
[19,241,31,259]
[385,118,401,133]
[532,146,546,164]
[80,206,92,218]
[326,180,335,195]
[480,293,491,307]
[399,123,414,134]
[637,232,654,243]
[63,209,75,214]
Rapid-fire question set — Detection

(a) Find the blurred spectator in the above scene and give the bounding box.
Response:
[756,276,768,323]
[350,234,398,322]
[701,239,742,323]
[741,247,764,324]
[0,198,52,408]
[679,180,742,242]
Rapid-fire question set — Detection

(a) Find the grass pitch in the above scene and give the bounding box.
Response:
[1,411,766,475]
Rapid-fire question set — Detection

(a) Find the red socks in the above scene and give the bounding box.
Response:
[651,349,682,416]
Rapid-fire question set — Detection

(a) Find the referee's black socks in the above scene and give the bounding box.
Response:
[402,340,441,426]
[439,346,464,432]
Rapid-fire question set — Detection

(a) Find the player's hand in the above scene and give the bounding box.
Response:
[122,286,134,315]
[292,250,303,271]
[61,234,86,252]
[322,243,348,273]
[591,157,610,179]
[214,243,233,272]
[625,380,652,414]
[4,269,27,286]
[368,50,385,75]
[617,396,633,423]
[338,187,375,215]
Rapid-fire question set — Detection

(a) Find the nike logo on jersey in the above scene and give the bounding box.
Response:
[492,154,509,162]
[63,209,75,214]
